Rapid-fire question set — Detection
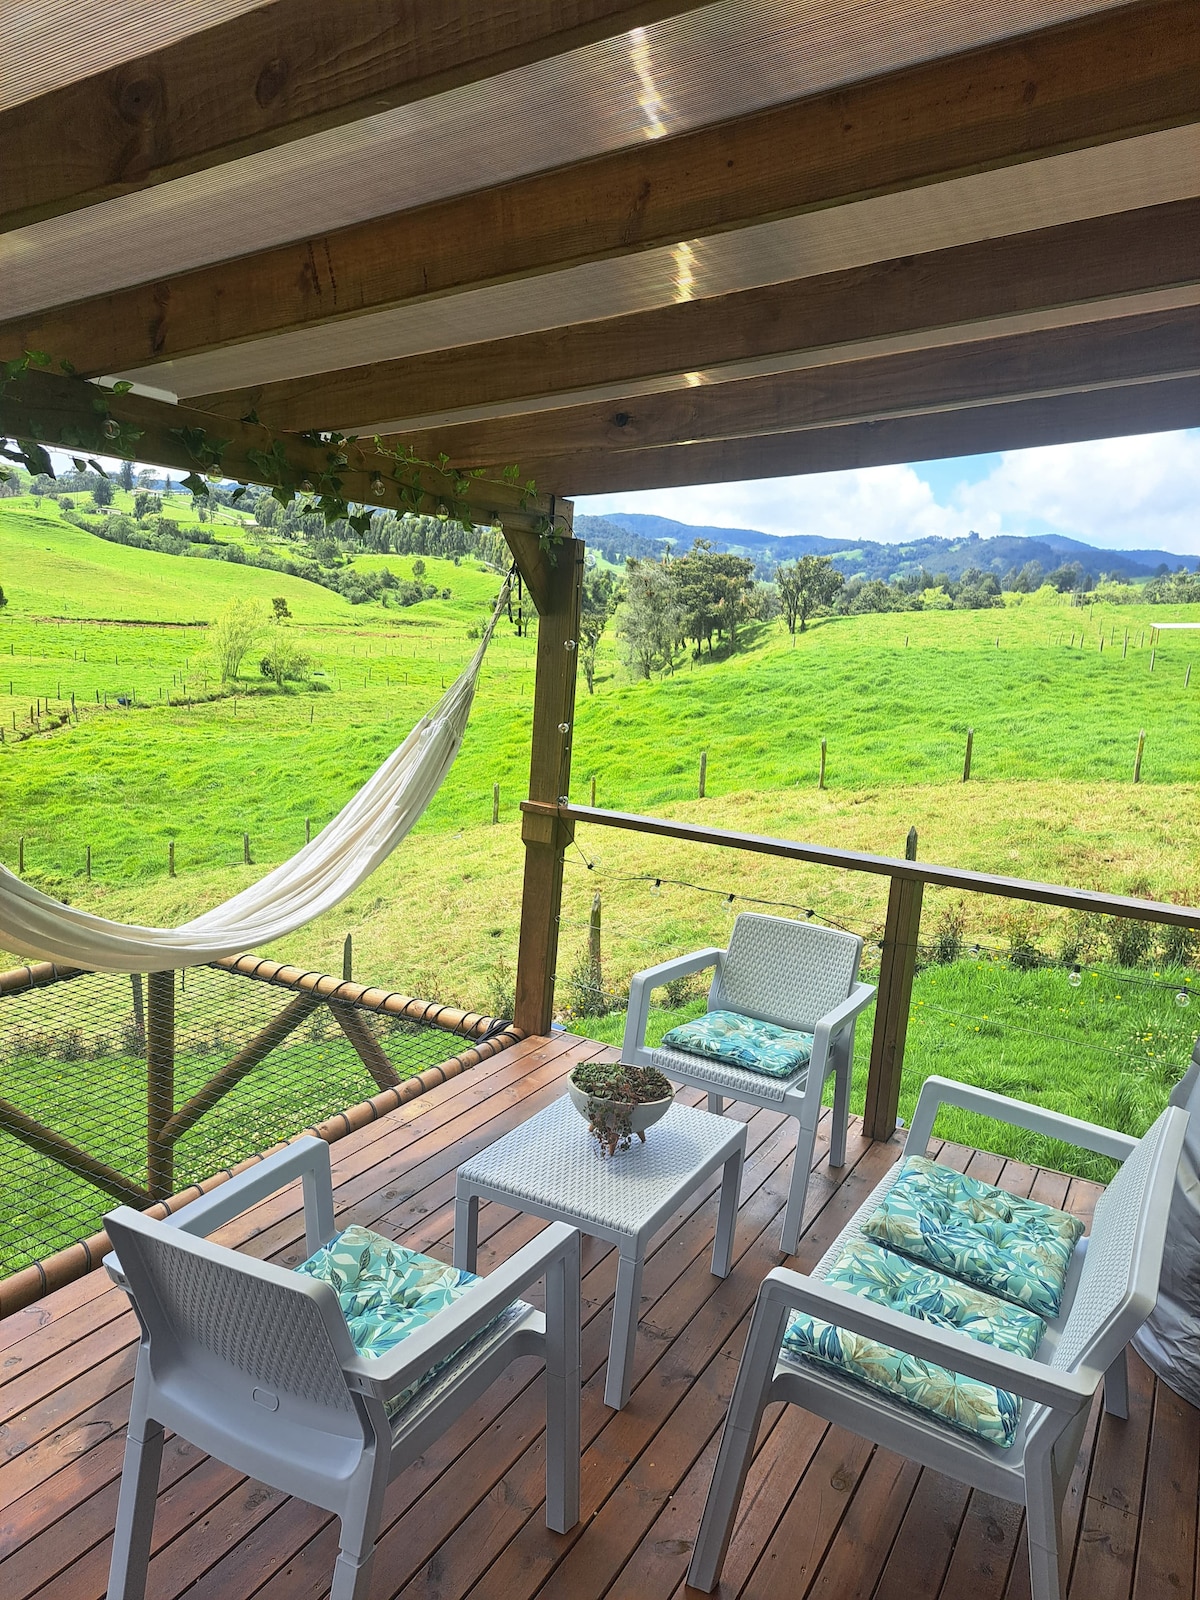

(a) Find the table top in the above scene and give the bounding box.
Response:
[456,1095,744,1233]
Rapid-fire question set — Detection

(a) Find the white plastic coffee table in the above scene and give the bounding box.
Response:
[454,1094,746,1409]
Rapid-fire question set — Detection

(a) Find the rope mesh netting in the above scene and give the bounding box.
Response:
[0,962,501,1278]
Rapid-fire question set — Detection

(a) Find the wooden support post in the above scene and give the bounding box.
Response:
[159,992,322,1146]
[130,971,145,1050]
[514,528,584,1037]
[863,871,924,1142]
[962,727,974,782]
[698,749,707,799]
[146,970,176,1202]
[0,1096,149,1206]
[1133,729,1146,783]
[493,782,500,824]
[818,738,827,790]
[329,1001,401,1091]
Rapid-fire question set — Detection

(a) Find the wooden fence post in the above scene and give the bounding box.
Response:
[514,528,584,1037]
[493,782,500,824]
[168,841,175,877]
[86,844,91,880]
[146,970,175,1201]
[863,869,924,1142]
[1149,649,1156,673]
[962,728,973,782]
[698,750,707,799]
[1133,729,1145,783]
[305,816,311,843]
[1187,663,1193,688]
[242,831,251,864]
[590,774,597,808]
[1123,629,1129,658]
[588,890,602,999]
[343,933,353,982]
[818,738,827,790]
[18,835,24,873]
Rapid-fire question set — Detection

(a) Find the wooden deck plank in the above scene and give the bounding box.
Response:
[0,1032,1190,1600]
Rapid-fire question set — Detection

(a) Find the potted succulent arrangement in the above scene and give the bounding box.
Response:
[568,1061,675,1155]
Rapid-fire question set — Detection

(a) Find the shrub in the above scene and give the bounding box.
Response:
[928,907,965,964]
[1109,917,1155,968]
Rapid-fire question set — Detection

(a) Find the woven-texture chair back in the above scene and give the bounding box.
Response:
[112,1219,356,1414]
[1050,1106,1179,1376]
[712,913,862,1030]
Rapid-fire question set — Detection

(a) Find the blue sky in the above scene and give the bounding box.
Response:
[577,428,1200,555]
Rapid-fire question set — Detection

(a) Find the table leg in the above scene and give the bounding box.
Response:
[453,1188,479,1271]
[605,1246,645,1410]
[711,1143,743,1278]
[708,1092,725,1115]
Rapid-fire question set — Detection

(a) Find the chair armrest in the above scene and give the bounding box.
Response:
[759,1268,1096,1412]
[343,1222,581,1403]
[903,1076,1138,1163]
[104,1136,335,1290]
[622,947,725,1067]
[810,982,876,1065]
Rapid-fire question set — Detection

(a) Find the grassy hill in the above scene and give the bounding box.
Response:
[1,491,1197,1189]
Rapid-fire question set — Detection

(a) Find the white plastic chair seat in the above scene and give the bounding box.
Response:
[649,1042,809,1104]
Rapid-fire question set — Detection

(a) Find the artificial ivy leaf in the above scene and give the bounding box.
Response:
[110,380,134,395]
[58,358,77,375]
[87,460,109,477]
[25,349,51,367]
[181,472,208,496]
[229,484,247,502]
[240,409,260,425]
[72,457,88,472]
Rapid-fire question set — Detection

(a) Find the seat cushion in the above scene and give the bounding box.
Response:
[660,1009,813,1078]
[861,1156,1085,1318]
[297,1223,510,1416]
[782,1237,1046,1447]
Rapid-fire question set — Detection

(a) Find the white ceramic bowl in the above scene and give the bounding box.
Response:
[567,1077,674,1141]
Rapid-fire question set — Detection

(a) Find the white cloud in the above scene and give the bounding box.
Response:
[577,429,1200,555]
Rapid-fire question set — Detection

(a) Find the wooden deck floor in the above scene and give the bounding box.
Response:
[1,1029,1197,1600]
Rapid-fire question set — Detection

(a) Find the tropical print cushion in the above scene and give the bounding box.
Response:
[861,1156,1085,1318]
[297,1223,506,1416]
[660,1009,813,1078]
[782,1237,1046,1447]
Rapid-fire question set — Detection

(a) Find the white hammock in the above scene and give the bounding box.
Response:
[0,577,512,973]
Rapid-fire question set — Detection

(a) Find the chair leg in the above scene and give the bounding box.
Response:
[1103,1347,1129,1418]
[544,1232,582,1532]
[779,1118,819,1257]
[711,1144,743,1279]
[708,1092,725,1115]
[829,1038,851,1169]
[1024,1452,1066,1600]
[106,1406,165,1600]
[330,1453,389,1600]
[687,1292,788,1593]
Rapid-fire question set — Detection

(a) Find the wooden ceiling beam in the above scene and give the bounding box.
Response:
[0,3,713,232]
[0,368,553,536]
[376,306,1200,467]
[3,0,1196,377]
[515,376,1200,497]
[196,200,1200,433]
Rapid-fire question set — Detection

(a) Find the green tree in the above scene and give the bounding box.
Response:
[271,596,292,621]
[90,478,115,508]
[260,634,313,687]
[579,568,620,693]
[672,541,756,655]
[209,599,266,681]
[777,554,844,633]
[615,558,682,679]
[133,489,161,521]
[411,557,426,579]
[118,461,135,492]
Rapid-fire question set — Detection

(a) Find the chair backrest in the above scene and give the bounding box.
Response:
[709,913,862,1031]
[106,1208,363,1438]
[1048,1103,1189,1381]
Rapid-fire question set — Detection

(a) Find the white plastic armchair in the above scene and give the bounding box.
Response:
[623,914,876,1253]
[102,1136,581,1600]
[687,1077,1189,1600]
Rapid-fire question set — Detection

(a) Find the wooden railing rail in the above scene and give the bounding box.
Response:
[526,800,1200,1140]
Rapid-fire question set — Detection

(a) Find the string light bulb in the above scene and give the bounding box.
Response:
[1177,990,1191,1006]
[370,475,385,497]
[1068,967,1082,988]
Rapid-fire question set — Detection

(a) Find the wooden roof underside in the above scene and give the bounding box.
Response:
[2,0,1197,500]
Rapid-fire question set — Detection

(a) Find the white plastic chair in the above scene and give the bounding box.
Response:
[686,1077,1189,1600]
[102,1136,581,1600]
[622,914,875,1254]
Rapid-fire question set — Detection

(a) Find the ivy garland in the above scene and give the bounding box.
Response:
[0,351,567,555]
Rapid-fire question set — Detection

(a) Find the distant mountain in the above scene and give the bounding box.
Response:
[576,512,1200,583]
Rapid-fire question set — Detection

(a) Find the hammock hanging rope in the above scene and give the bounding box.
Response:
[0,575,514,973]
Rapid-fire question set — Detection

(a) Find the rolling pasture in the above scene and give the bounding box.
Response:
[1,490,1198,1184]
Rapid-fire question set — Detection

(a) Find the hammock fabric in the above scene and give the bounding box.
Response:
[0,578,512,972]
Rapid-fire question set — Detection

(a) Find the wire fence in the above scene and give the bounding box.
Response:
[0,957,515,1282]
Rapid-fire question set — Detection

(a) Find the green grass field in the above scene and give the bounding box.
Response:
[1,489,1197,1246]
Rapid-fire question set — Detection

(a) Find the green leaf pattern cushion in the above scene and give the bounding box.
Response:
[782,1237,1046,1447]
[861,1156,1085,1318]
[297,1223,506,1416]
[660,1009,813,1078]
